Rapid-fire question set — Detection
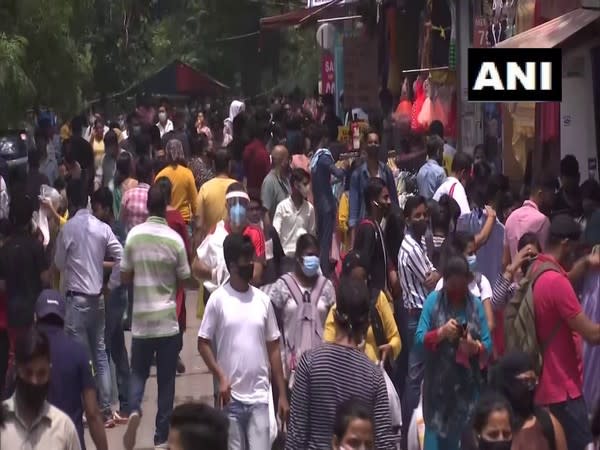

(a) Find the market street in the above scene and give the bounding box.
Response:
[84,291,213,450]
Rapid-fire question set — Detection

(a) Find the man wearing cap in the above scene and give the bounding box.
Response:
[193,182,266,292]
[34,290,108,450]
[529,214,600,450]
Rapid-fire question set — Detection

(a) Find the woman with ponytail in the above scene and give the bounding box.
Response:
[286,278,396,450]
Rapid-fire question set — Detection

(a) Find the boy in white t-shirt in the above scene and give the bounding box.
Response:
[433,151,473,217]
[198,233,289,449]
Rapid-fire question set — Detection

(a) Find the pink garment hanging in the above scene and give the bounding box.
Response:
[417,79,434,129]
[411,77,426,133]
[395,78,413,125]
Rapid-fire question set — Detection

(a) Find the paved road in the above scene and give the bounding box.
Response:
[85,291,214,450]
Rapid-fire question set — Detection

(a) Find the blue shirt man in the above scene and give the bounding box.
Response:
[416,135,447,200]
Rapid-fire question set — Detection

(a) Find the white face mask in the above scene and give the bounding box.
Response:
[158,112,167,122]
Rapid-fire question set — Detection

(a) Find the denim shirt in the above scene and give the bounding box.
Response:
[311,152,344,214]
[348,162,399,228]
[416,159,446,200]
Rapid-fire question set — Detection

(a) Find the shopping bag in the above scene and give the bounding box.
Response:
[407,385,425,450]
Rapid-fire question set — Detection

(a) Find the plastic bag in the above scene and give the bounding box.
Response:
[37,185,62,247]
[407,386,425,450]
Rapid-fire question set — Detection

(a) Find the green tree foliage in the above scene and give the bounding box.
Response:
[0,0,319,125]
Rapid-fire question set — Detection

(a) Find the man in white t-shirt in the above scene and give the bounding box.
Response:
[197,233,289,449]
[433,151,473,216]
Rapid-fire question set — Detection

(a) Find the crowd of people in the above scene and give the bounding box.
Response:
[1,95,600,450]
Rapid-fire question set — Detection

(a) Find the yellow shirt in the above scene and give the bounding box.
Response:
[155,164,198,223]
[92,137,105,170]
[195,176,236,232]
[324,291,401,363]
[337,191,351,253]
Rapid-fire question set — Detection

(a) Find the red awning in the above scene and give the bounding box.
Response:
[260,3,348,31]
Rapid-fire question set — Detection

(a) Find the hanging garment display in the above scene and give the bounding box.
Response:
[395,78,413,125]
[411,76,427,133]
[431,83,450,128]
[418,78,434,129]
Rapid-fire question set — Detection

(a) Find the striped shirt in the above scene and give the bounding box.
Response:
[121,216,191,338]
[398,233,435,309]
[285,344,395,450]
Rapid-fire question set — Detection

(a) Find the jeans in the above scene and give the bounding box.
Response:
[548,396,593,450]
[402,311,424,447]
[129,334,179,445]
[65,293,112,418]
[104,285,130,414]
[226,399,270,450]
[316,208,335,277]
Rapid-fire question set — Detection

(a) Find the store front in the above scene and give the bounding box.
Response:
[496,7,600,182]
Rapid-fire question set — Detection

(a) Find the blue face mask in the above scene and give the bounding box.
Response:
[467,254,477,272]
[229,203,247,227]
[301,255,320,277]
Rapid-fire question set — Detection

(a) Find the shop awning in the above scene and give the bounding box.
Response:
[124,60,229,97]
[495,7,600,48]
[260,2,348,31]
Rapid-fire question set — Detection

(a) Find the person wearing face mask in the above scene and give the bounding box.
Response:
[398,195,440,446]
[349,132,399,245]
[471,392,513,450]
[417,135,447,200]
[352,177,393,295]
[156,104,174,138]
[436,232,495,333]
[490,351,567,450]
[285,278,396,450]
[510,214,600,450]
[414,254,492,450]
[247,197,284,286]
[332,399,375,450]
[269,234,335,389]
[1,328,82,449]
[552,155,582,220]
[433,151,473,217]
[272,168,316,273]
[193,183,266,294]
[198,233,289,450]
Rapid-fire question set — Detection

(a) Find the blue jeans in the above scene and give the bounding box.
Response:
[65,293,112,419]
[402,311,424,445]
[129,334,179,445]
[548,396,593,450]
[104,285,130,414]
[226,399,270,450]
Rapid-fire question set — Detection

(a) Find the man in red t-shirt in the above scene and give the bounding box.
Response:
[193,183,265,290]
[533,215,600,450]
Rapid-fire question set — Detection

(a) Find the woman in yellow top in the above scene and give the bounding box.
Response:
[90,117,106,170]
[155,139,198,226]
[324,250,401,365]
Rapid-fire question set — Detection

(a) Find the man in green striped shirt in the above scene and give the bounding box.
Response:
[120,184,191,450]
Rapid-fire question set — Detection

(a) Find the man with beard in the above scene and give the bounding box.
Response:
[1,328,81,449]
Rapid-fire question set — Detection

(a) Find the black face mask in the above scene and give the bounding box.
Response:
[410,219,428,237]
[16,377,48,413]
[366,144,380,158]
[505,378,536,418]
[478,439,512,450]
[236,264,254,284]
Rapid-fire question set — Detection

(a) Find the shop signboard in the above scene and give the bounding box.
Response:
[321,51,336,95]
[472,16,488,48]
